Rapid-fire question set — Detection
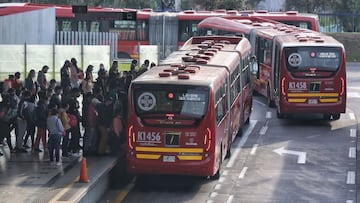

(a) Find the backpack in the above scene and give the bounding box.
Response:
[23,103,37,124]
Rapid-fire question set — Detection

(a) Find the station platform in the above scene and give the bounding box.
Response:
[0,144,119,203]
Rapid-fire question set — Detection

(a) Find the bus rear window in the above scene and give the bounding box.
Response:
[285,47,341,72]
[133,85,209,119]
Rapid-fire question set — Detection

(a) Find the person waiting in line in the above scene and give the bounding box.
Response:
[13,72,23,91]
[14,89,28,153]
[49,86,62,111]
[70,58,81,88]
[22,90,37,149]
[24,69,38,100]
[37,65,49,91]
[58,102,71,157]
[138,59,149,76]
[81,65,94,95]
[33,90,49,153]
[47,108,64,166]
[97,95,114,155]
[83,93,100,156]
[109,105,125,156]
[60,60,71,90]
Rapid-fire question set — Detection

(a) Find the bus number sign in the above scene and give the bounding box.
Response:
[137,131,161,143]
[289,81,307,90]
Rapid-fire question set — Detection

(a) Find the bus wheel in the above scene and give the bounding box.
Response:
[332,114,340,120]
[225,145,231,159]
[211,150,222,180]
[267,85,275,107]
[277,111,284,119]
[323,114,332,120]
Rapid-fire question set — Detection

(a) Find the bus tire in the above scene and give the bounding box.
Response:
[332,113,340,120]
[211,150,222,180]
[267,85,275,108]
[276,107,284,119]
[323,114,332,120]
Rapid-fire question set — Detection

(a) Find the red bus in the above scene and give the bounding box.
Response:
[197,17,346,120]
[233,10,320,32]
[126,36,253,178]
[0,3,320,60]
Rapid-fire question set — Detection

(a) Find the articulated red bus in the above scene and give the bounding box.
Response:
[127,36,252,178]
[232,10,320,32]
[197,17,346,120]
[0,3,319,59]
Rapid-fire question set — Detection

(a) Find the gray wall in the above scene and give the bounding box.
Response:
[0,7,55,44]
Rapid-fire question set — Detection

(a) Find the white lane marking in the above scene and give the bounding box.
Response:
[238,167,248,179]
[350,129,357,138]
[273,147,306,164]
[214,184,221,190]
[346,171,355,184]
[250,144,259,155]
[206,200,214,203]
[266,111,272,119]
[349,147,356,158]
[222,170,229,176]
[349,113,355,120]
[346,200,354,203]
[219,177,225,183]
[210,192,217,198]
[226,120,257,168]
[347,92,360,98]
[259,126,268,135]
[226,195,234,203]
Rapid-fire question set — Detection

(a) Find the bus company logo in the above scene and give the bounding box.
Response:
[288,53,302,67]
[138,92,156,111]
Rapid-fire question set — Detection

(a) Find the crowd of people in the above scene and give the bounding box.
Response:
[0,57,153,165]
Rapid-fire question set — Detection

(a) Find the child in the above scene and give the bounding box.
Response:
[47,108,64,165]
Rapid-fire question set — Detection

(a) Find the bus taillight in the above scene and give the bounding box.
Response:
[128,125,135,150]
[281,77,286,96]
[340,77,345,96]
[204,128,212,151]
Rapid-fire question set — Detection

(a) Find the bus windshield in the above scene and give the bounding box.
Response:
[285,47,341,72]
[133,85,209,119]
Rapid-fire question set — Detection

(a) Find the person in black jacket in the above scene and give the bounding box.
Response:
[97,95,114,155]
[33,90,49,152]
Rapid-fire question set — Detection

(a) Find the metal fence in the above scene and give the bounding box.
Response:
[56,31,118,60]
[0,44,110,81]
[317,12,360,32]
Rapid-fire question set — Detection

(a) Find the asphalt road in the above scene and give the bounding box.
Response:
[100,62,360,203]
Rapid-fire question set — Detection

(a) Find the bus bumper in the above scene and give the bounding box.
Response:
[126,153,215,177]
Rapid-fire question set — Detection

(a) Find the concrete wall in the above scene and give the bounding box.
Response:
[0,7,55,44]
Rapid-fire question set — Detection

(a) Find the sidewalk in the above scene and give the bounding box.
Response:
[0,144,118,203]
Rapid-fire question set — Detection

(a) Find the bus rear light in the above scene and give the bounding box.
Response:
[281,77,286,96]
[204,128,212,152]
[128,125,135,150]
[340,77,345,96]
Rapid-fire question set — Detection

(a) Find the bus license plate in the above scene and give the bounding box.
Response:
[308,99,318,104]
[163,155,175,162]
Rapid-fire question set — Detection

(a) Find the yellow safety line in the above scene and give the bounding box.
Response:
[287,92,338,97]
[49,159,90,203]
[48,177,78,203]
[136,146,203,153]
[113,178,136,203]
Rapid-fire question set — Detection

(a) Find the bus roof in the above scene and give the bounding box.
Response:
[275,32,344,48]
[133,36,251,86]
